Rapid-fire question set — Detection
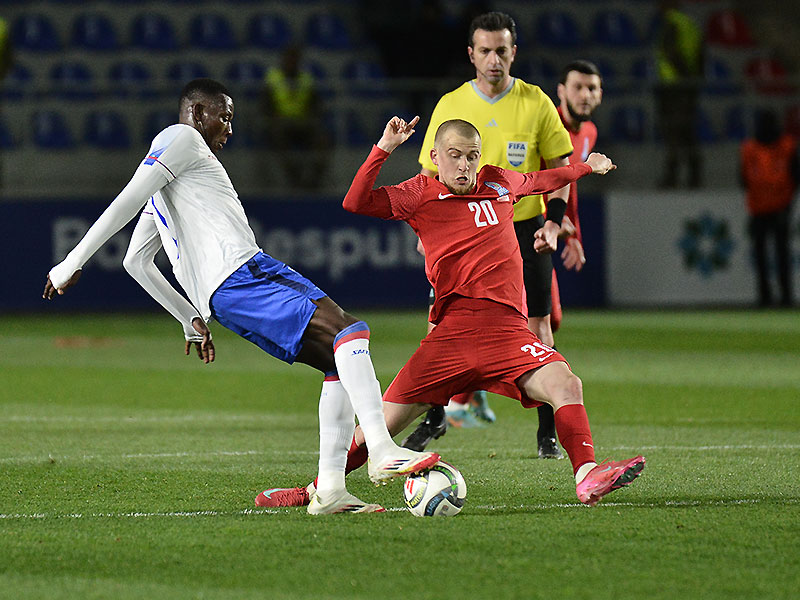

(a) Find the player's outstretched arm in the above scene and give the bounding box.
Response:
[376,115,419,154]
[44,164,169,298]
[343,116,417,218]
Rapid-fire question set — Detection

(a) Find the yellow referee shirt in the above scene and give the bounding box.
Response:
[418,78,573,221]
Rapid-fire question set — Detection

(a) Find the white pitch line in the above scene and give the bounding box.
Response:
[1,443,798,465]
[1,498,796,521]
[0,449,318,464]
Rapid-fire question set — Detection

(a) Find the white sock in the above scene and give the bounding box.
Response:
[575,462,598,484]
[315,377,354,496]
[333,322,395,457]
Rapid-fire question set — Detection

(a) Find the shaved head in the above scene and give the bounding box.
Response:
[434,119,481,148]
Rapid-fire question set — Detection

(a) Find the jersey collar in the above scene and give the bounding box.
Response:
[469,78,516,105]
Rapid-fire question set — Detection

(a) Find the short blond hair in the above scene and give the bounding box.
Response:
[434,119,481,147]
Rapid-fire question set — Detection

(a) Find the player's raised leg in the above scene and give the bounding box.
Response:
[518,362,645,505]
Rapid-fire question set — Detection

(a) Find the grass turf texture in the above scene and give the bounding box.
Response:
[0,310,797,600]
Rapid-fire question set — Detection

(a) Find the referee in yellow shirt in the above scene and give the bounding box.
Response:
[403,12,573,459]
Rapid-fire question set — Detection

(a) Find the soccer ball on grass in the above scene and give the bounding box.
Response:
[403,461,466,517]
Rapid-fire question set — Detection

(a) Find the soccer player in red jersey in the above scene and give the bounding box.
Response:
[549,60,603,332]
[257,116,645,508]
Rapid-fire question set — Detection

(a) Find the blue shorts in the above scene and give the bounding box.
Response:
[210,252,327,364]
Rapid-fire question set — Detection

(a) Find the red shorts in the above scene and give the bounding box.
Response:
[383,298,568,409]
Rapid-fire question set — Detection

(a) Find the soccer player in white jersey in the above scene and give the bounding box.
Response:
[42,78,439,515]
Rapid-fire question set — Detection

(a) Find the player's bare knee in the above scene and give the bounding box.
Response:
[562,372,583,405]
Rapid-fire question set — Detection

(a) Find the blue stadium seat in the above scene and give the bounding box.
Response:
[85,110,131,149]
[1,63,34,100]
[225,61,266,98]
[630,57,657,84]
[166,62,210,84]
[189,14,238,50]
[50,61,96,100]
[71,13,119,51]
[695,108,717,143]
[0,118,15,149]
[609,105,647,142]
[12,14,61,51]
[514,57,557,85]
[143,110,176,143]
[591,11,640,47]
[108,61,154,98]
[723,105,748,141]
[32,111,75,149]
[305,13,351,49]
[341,59,387,97]
[705,56,739,96]
[589,59,618,93]
[535,12,582,48]
[131,14,179,51]
[343,110,370,147]
[247,13,292,49]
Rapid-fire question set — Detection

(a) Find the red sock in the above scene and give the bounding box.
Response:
[554,404,596,474]
[345,437,368,475]
[449,392,470,406]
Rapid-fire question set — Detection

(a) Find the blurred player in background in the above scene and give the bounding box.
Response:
[404,12,574,459]
[740,108,798,307]
[549,60,603,333]
[655,0,704,188]
[42,78,439,515]
[257,116,645,508]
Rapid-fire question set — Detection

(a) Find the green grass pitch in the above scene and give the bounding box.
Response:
[1,309,798,599]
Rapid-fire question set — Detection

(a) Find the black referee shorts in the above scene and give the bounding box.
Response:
[514,215,552,318]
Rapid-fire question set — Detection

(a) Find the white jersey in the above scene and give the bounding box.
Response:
[143,124,260,318]
[48,124,260,321]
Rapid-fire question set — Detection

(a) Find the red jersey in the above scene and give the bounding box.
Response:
[343,145,592,324]
[740,134,798,215]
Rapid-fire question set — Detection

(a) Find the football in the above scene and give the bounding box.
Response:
[403,461,466,517]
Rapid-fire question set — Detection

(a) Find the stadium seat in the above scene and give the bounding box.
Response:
[535,11,582,48]
[32,111,75,149]
[723,105,748,140]
[12,14,61,51]
[71,13,119,51]
[341,59,387,97]
[593,59,618,93]
[108,61,154,98]
[166,62,210,84]
[188,14,238,50]
[0,118,15,149]
[49,61,96,100]
[1,63,33,100]
[609,105,647,142]
[225,61,267,98]
[143,109,176,143]
[745,57,795,95]
[85,110,131,149]
[630,57,657,84]
[591,10,640,47]
[705,56,738,96]
[130,14,179,51]
[705,10,754,47]
[247,13,292,49]
[343,110,370,147]
[514,57,557,86]
[694,108,717,143]
[305,13,352,49]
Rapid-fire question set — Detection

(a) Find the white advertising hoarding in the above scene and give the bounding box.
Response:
[606,190,798,306]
